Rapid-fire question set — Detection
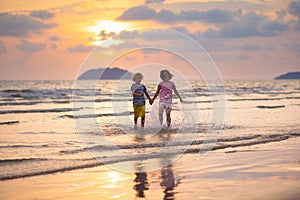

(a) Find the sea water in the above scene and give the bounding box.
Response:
[0,80,299,180]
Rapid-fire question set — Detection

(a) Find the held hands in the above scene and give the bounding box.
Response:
[149,99,154,105]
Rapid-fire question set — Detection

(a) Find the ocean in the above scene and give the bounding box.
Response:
[0,79,299,184]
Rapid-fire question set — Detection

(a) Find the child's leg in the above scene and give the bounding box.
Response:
[134,117,138,125]
[166,108,171,127]
[141,105,145,127]
[158,105,164,125]
[141,117,145,127]
[133,105,138,126]
[133,117,138,129]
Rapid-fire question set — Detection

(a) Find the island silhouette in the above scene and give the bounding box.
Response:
[275,72,300,80]
[78,67,132,80]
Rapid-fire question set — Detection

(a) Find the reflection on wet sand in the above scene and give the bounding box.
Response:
[131,129,183,199]
[160,164,182,200]
[132,162,183,199]
[133,172,149,198]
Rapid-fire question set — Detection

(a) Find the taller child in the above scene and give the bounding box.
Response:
[152,70,183,128]
[131,73,152,128]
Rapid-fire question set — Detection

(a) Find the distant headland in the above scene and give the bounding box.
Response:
[78,67,132,80]
[275,72,300,80]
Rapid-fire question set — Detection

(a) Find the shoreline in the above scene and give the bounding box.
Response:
[1,138,299,200]
[1,131,299,182]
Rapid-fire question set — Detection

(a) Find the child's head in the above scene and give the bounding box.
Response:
[160,70,173,81]
[132,73,143,83]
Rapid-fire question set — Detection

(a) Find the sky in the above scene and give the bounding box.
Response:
[0,0,300,80]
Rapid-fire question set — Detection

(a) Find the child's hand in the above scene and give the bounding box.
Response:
[149,99,153,105]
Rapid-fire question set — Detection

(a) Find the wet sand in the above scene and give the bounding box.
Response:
[1,138,299,200]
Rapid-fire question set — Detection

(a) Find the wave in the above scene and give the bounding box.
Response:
[0,121,19,125]
[1,132,299,181]
[0,144,33,149]
[0,107,80,114]
[57,134,276,155]
[19,131,60,135]
[0,100,71,106]
[256,105,285,109]
[193,86,300,95]
[0,159,100,181]
[0,89,72,100]
[1,89,34,93]
[0,158,48,165]
[61,111,131,119]
[0,144,56,149]
[72,98,131,103]
[67,133,298,155]
[227,96,300,102]
[0,101,41,106]
[165,133,295,154]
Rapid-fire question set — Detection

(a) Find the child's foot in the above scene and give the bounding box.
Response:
[160,124,166,130]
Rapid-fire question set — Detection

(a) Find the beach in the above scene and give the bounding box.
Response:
[1,141,299,200]
[0,80,299,199]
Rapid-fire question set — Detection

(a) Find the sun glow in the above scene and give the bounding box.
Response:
[88,20,129,34]
[87,20,129,47]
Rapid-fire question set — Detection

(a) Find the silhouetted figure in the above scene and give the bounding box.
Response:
[133,172,149,198]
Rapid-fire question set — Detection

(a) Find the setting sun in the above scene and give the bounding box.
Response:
[88,20,129,34]
[87,20,129,47]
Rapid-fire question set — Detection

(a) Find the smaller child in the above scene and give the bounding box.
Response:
[131,73,152,128]
[152,70,183,128]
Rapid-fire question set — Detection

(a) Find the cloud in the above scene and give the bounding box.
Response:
[178,9,234,23]
[49,36,60,41]
[68,44,94,53]
[169,26,190,35]
[276,10,286,20]
[288,0,300,30]
[97,31,116,41]
[233,43,275,52]
[114,41,141,50]
[0,41,6,54]
[202,11,289,38]
[0,13,57,37]
[117,6,156,21]
[16,39,46,53]
[145,0,165,4]
[117,6,233,23]
[289,0,300,17]
[30,10,55,20]
[118,28,191,41]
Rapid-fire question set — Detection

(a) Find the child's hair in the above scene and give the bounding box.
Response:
[132,73,143,82]
[160,70,173,80]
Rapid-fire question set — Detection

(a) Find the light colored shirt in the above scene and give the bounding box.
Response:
[159,81,175,103]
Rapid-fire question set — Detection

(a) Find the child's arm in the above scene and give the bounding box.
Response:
[145,91,151,100]
[144,90,153,105]
[132,90,143,97]
[173,86,183,102]
[152,85,161,101]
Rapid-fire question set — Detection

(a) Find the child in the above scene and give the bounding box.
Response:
[131,73,152,128]
[152,70,183,128]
